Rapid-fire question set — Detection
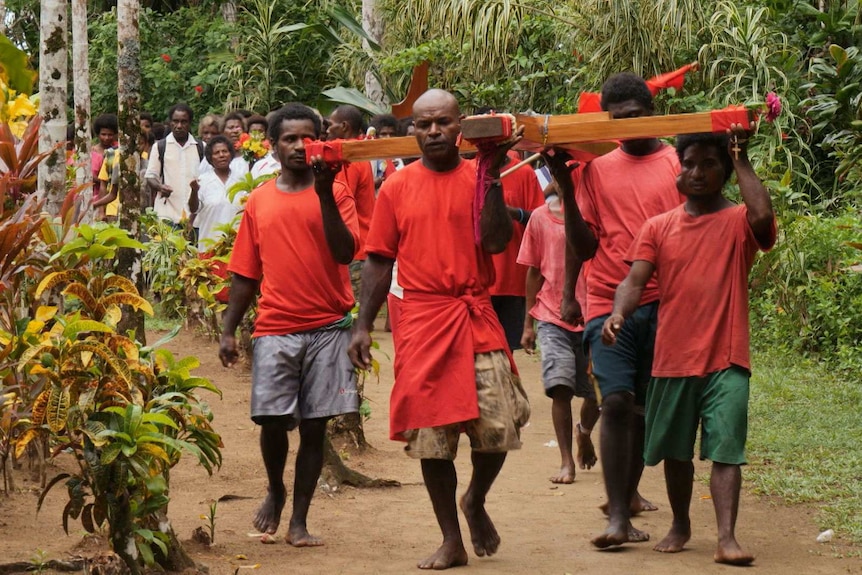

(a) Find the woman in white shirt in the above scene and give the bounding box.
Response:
[188,135,248,252]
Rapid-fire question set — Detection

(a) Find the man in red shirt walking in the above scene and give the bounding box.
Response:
[349,89,529,570]
[219,103,360,547]
[603,125,774,565]
[550,73,684,547]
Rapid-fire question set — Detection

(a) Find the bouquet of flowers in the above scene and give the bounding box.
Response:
[235,131,271,167]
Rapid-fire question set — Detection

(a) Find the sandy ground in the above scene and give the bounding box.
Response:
[1,328,861,574]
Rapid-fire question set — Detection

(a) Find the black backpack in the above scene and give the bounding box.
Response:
[156,137,205,181]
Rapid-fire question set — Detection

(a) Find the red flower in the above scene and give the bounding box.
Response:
[194,85,203,94]
[766,92,782,122]
[161,53,171,63]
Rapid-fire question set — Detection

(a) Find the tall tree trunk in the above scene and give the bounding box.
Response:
[71,0,92,223]
[116,10,192,569]
[362,0,387,106]
[221,0,238,50]
[116,0,146,344]
[37,0,68,216]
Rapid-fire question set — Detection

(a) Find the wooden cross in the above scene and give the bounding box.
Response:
[306,106,756,163]
[731,135,741,160]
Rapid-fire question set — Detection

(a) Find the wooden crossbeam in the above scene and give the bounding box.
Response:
[321,137,614,163]
[311,106,754,163]
[514,106,754,147]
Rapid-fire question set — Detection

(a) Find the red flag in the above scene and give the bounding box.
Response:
[646,62,698,95]
[577,92,602,113]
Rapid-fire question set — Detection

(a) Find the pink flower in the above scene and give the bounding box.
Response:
[766,92,782,122]
[161,53,171,63]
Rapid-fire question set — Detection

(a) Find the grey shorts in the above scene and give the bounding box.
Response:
[251,326,358,428]
[402,351,531,460]
[536,321,595,400]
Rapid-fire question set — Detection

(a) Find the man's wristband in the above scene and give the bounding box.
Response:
[516,208,528,225]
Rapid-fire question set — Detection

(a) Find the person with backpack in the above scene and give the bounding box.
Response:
[145,103,204,227]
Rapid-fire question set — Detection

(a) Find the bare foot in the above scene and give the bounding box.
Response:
[591,519,630,549]
[549,463,576,484]
[286,523,324,547]
[575,424,597,470]
[629,524,650,543]
[417,540,469,570]
[633,492,658,514]
[714,538,754,566]
[600,492,659,517]
[653,523,690,553]
[253,485,286,534]
[459,492,500,557]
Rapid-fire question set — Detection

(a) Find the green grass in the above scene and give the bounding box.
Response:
[747,346,862,543]
[144,302,183,333]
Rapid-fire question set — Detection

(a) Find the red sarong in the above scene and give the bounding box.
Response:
[389,286,517,441]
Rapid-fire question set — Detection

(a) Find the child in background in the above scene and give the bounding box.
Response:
[519,191,600,484]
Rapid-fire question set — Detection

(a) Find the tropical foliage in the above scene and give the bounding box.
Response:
[0,102,223,571]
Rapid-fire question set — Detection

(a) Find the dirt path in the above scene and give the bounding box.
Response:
[2,328,860,574]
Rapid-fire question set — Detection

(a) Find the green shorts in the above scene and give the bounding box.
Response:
[644,366,749,466]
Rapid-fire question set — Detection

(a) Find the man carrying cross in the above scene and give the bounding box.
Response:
[348,89,530,570]
[547,72,684,548]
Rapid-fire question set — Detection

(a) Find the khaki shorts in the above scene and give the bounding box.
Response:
[402,351,530,460]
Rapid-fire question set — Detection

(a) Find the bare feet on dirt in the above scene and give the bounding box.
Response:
[599,492,659,517]
[417,540,469,570]
[628,524,650,543]
[459,493,500,557]
[714,538,755,566]
[575,424,597,470]
[591,519,632,549]
[253,485,286,534]
[633,493,659,513]
[549,463,576,484]
[653,522,691,553]
[286,523,324,547]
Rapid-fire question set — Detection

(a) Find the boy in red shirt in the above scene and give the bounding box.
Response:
[219,103,360,547]
[518,193,600,484]
[602,125,775,565]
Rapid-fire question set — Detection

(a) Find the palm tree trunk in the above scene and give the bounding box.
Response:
[37,0,68,216]
[71,0,92,223]
[116,0,146,344]
[362,0,386,106]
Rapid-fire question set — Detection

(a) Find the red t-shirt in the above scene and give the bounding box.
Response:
[517,204,586,332]
[627,204,776,377]
[577,145,683,322]
[490,162,546,297]
[337,161,376,259]
[366,159,503,353]
[228,179,359,337]
[367,159,513,438]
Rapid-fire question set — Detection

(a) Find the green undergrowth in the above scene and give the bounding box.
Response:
[144,302,183,333]
[747,346,862,545]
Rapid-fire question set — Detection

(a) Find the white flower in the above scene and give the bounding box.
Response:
[125,536,139,560]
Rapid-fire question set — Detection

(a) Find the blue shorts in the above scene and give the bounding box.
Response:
[583,301,658,407]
